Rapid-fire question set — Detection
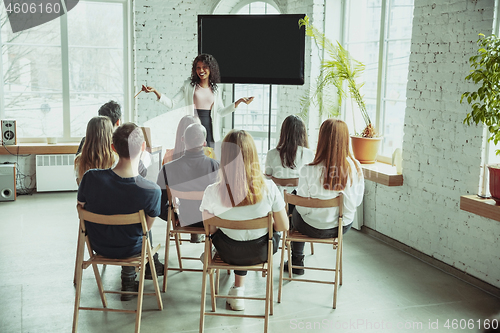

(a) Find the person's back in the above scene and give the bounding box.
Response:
[78,169,160,258]
[265,115,313,193]
[157,123,219,227]
[77,123,162,301]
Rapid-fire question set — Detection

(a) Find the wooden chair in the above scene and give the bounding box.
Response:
[200,213,274,333]
[271,177,314,255]
[163,186,206,293]
[278,191,344,309]
[73,205,163,333]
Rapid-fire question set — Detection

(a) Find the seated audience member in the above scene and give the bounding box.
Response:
[77,100,122,154]
[162,115,215,165]
[74,116,117,185]
[77,123,164,301]
[76,100,147,177]
[199,130,289,311]
[287,119,364,275]
[265,114,314,194]
[157,123,219,243]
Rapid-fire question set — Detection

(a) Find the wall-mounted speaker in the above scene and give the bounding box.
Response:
[1,120,17,145]
[0,164,16,202]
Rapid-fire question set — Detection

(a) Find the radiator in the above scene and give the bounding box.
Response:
[36,154,78,192]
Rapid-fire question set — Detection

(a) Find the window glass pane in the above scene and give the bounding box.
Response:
[67,1,124,137]
[344,0,413,157]
[249,2,266,14]
[380,100,405,156]
[1,7,63,138]
[345,0,382,43]
[388,4,414,39]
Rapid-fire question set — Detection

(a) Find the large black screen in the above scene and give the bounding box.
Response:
[198,14,305,85]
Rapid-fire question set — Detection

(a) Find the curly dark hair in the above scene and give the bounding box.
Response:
[190,54,221,92]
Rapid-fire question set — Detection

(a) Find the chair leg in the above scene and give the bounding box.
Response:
[73,225,81,286]
[147,245,163,311]
[310,243,314,255]
[215,269,219,294]
[209,269,216,312]
[199,265,208,333]
[278,237,286,303]
[270,260,274,316]
[264,263,271,333]
[90,263,107,308]
[174,233,183,272]
[333,241,341,309]
[339,242,343,286]
[163,227,171,293]
[72,231,86,333]
[135,269,145,333]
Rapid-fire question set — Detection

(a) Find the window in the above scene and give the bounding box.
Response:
[233,1,280,164]
[480,0,500,196]
[0,0,129,142]
[343,0,414,158]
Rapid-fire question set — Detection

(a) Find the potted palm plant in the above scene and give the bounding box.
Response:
[298,16,381,163]
[461,33,500,203]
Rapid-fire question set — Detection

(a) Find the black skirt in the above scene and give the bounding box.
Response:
[196,109,214,148]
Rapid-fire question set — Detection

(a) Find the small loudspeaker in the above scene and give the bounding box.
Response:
[1,120,17,145]
[0,164,16,202]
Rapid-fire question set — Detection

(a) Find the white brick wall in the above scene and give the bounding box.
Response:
[364,0,500,288]
[134,0,319,150]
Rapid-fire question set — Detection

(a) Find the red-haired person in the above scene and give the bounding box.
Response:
[288,119,364,275]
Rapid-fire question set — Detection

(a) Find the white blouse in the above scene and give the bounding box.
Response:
[296,158,364,229]
[199,179,285,241]
[264,146,315,194]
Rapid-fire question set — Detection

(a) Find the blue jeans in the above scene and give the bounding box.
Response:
[291,208,351,256]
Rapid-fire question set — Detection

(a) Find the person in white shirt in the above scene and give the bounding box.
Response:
[141,54,254,147]
[287,119,364,275]
[199,129,289,311]
[265,114,314,194]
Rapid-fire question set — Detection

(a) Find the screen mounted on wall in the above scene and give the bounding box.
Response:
[198,14,305,85]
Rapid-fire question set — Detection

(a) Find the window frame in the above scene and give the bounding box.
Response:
[0,0,133,143]
[341,0,414,162]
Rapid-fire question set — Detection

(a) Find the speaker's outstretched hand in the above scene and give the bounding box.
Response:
[235,96,255,107]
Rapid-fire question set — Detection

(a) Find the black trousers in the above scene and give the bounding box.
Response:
[291,208,352,256]
[211,229,280,276]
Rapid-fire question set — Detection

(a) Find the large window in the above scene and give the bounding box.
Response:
[233,1,279,164]
[480,0,500,195]
[343,0,413,158]
[0,0,129,142]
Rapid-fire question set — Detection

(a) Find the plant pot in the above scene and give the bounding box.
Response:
[350,136,383,164]
[488,164,500,204]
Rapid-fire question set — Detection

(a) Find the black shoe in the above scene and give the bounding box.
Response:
[283,254,305,275]
[121,279,139,301]
[144,256,164,280]
[190,233,204,243]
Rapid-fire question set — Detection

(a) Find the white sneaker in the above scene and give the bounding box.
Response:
[227,284,245,311]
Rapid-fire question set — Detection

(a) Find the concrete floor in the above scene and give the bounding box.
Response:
[1,191,499,332]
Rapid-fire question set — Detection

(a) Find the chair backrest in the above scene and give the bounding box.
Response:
[202,212,273,238]
[271,177,299,188]
[284,190,343,220]
[76,205,150,257]
[77,204,148,233]
[167,185,205,201]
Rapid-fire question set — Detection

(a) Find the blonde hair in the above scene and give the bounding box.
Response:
[75,116,116,181]
[310,119,361,191]
[218,130,266,207]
